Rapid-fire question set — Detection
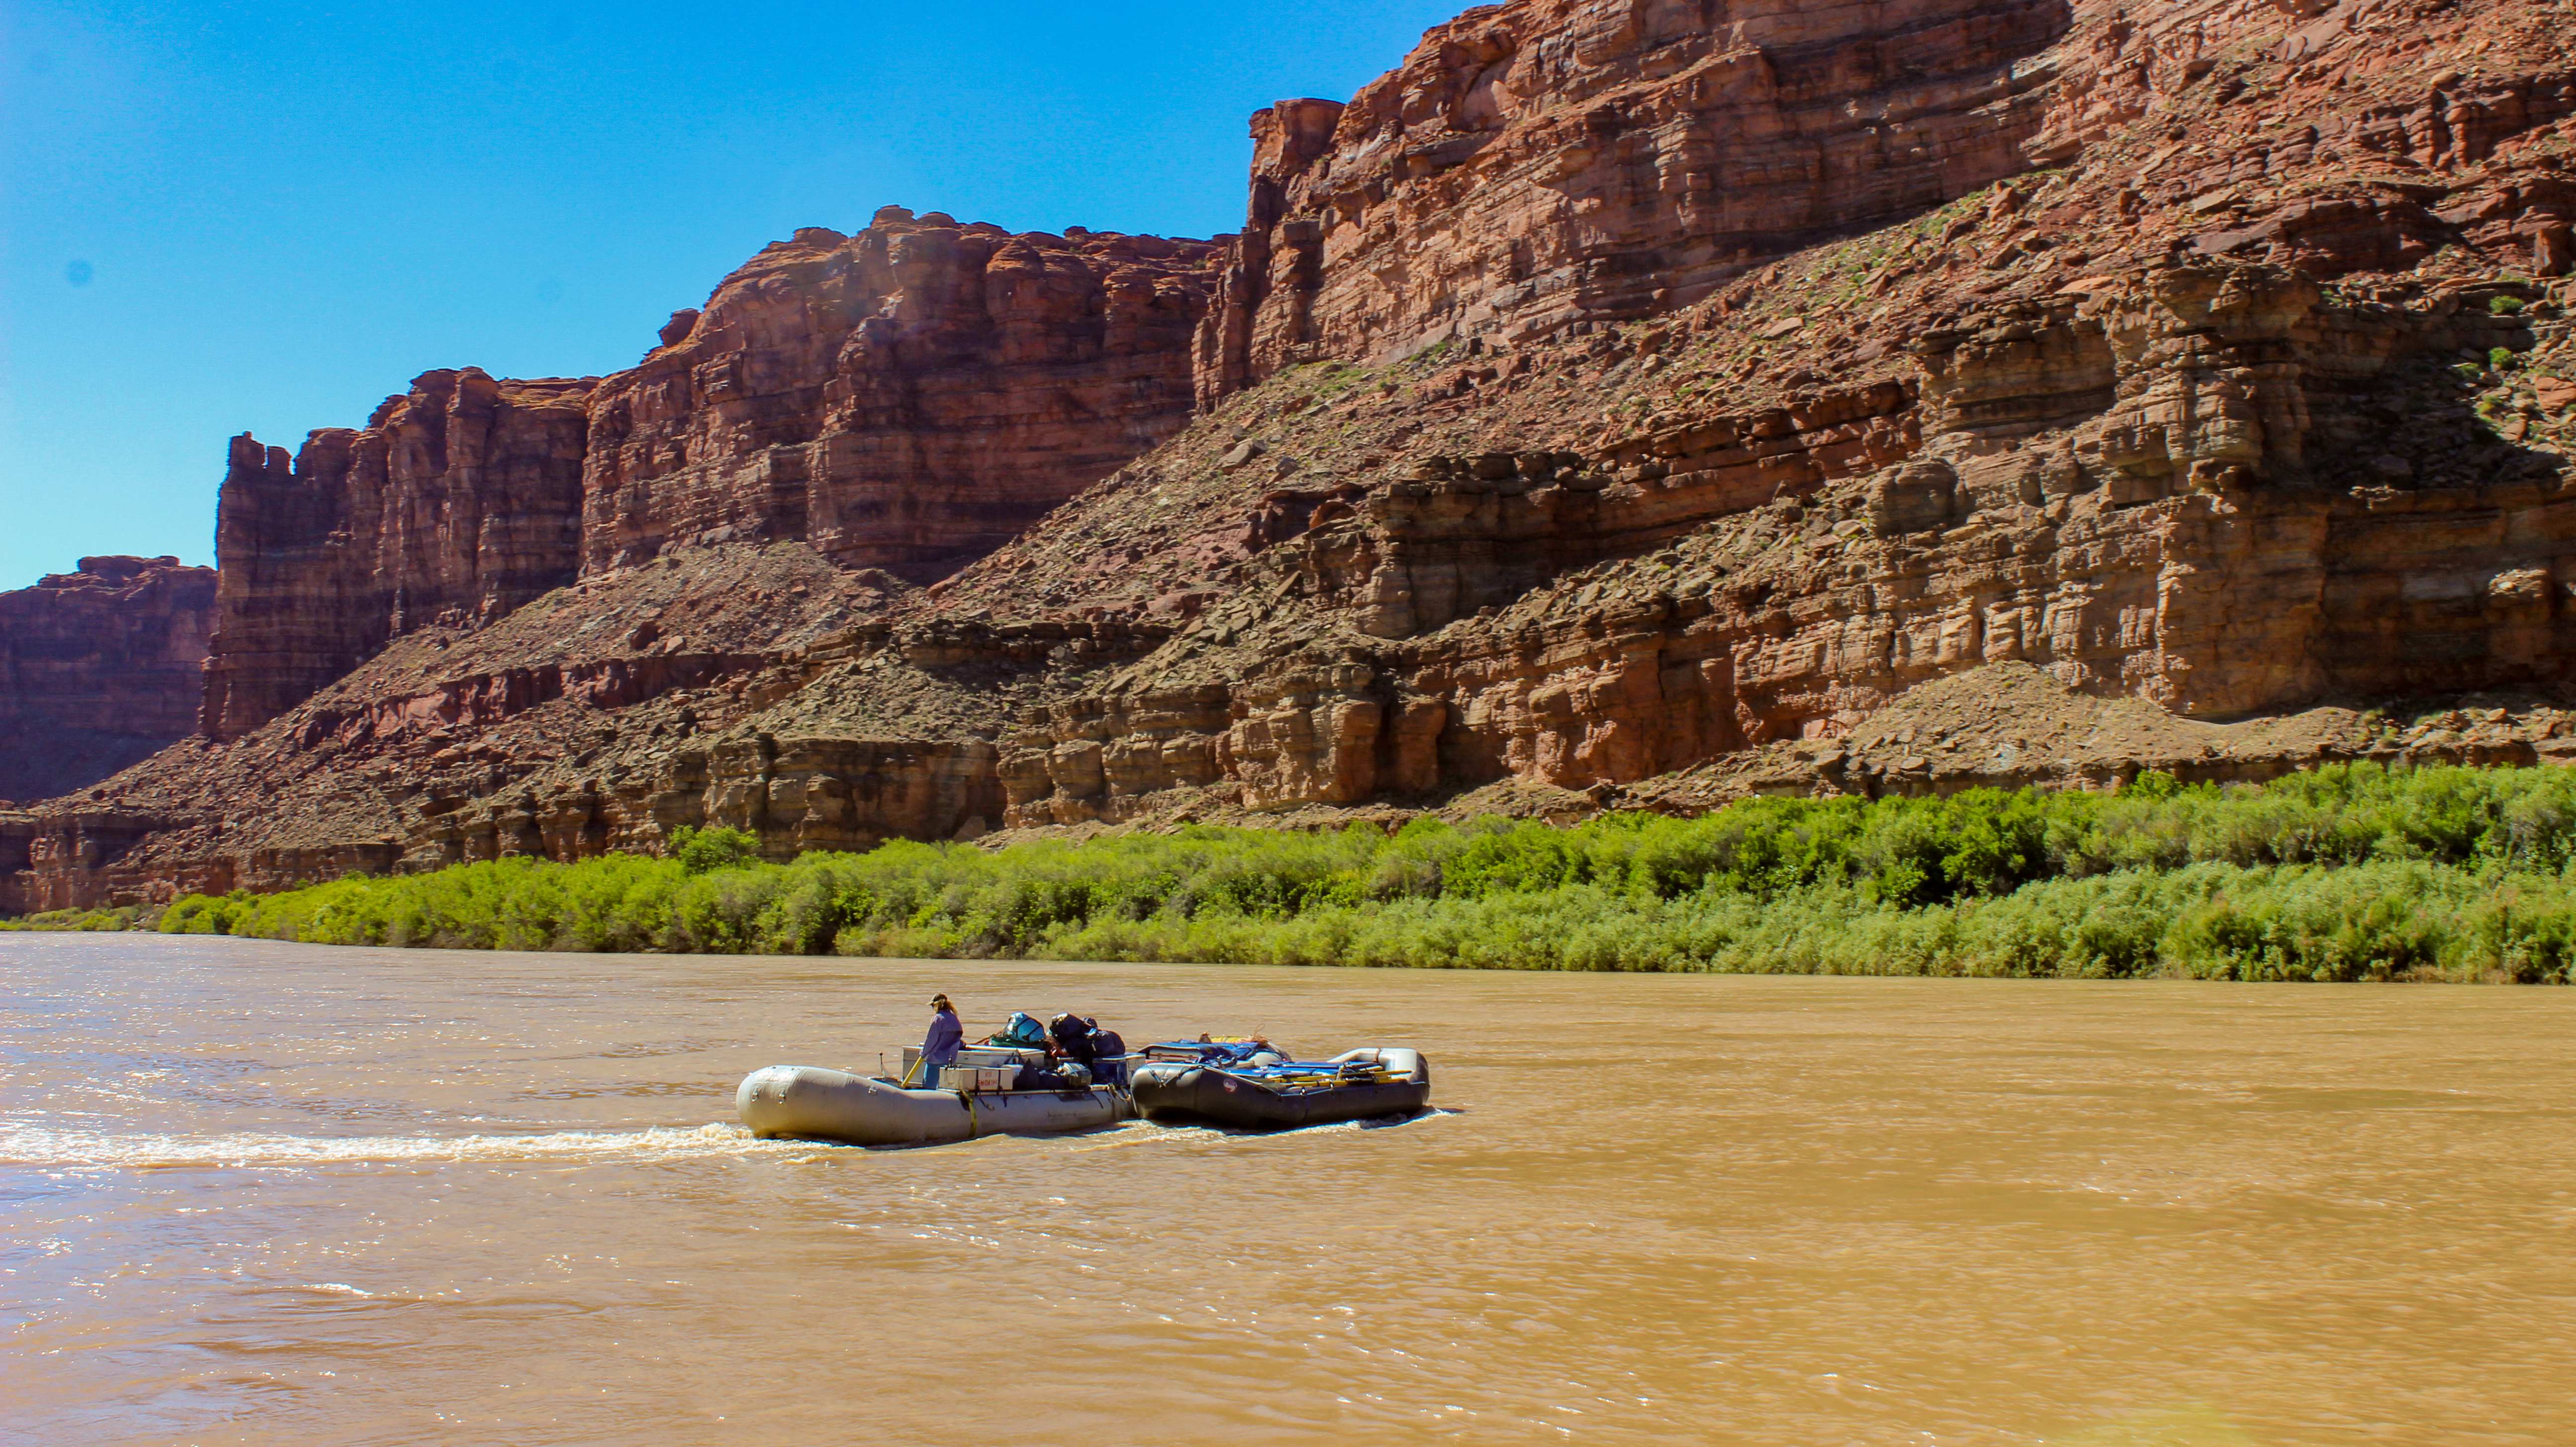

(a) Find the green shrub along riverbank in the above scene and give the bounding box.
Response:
[0,905,146,932]
[145,762,2576,981]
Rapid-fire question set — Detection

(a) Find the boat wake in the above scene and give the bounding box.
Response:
[0,1119,784,1171]
[0,1103,1460,1172]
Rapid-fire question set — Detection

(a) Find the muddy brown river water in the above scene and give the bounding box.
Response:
[3,933,2572,1445]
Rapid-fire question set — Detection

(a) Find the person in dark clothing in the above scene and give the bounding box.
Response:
[1089,1020,1129,1089]
[1048,1012,1097,1071]
[917,994,964,1088]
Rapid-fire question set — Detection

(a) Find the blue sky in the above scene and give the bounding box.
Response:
[0,0,1459,588]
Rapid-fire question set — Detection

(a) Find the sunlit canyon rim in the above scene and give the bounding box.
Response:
[12,0,2576,912]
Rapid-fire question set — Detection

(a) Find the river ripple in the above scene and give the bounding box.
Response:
[3,933,2572,1445]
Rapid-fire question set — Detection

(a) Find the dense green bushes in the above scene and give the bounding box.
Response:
[0,905,146,932]
[155,763,2576,980]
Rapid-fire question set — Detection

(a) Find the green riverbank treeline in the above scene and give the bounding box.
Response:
[152,762,2576,981]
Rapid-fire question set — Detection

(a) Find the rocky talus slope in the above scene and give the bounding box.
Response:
[11,0,2576,910]
[0,558,214,811]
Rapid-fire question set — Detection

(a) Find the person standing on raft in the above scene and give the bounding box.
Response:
[917,995,964,1088]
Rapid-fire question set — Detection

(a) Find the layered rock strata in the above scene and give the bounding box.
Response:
[1195,0,2073,402]
[18,0,2576,914]
[201,213,1219,741]
[0,557,215,805]
[998,264,2575,827]
[0,543,1176,911]
[585,213,1220,577]
[201,373,595,740]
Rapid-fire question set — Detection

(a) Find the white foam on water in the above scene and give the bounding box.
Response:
[0,1118,792,1170]
[0,1106,1455,1171]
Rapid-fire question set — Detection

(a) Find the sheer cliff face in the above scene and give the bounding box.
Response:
[0,557,214,804]
[1195,0,2074,403]
[200,372,595,740]
[584,212,1220,576]
[199,213,1218,741]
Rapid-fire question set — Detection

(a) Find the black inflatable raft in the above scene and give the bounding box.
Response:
[1130,1045,1431,1130]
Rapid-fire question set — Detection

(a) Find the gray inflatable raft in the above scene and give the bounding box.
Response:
[1131,1047,1431,1130]
[736,1064,1131,1147]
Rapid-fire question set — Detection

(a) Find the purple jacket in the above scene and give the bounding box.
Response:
[922,1009,964,1065]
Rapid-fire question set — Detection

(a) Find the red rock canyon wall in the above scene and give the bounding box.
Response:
[19,0,2576,913]
[1194,0,2073,403]
[0,557,216,805]
[200,212,1219,741]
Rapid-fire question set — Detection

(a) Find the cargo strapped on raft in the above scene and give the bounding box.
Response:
[1142,1040,1274,1065]
[1216,1060,1402,1091]
[1128,1045,1433,1128]
[1141,1041,1400,1092]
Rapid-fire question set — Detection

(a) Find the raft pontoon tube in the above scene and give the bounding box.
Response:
[736,1063,1130,1147]
[1129,1046,1432,1130]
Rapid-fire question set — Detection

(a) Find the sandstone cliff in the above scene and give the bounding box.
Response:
[201,373,595,740]
[0,557,214,807]
[984,265,2568,832]
[1196,0,2074,402]
[971,0,2576,828]
[200,211,1219,742]
[14,0,2576,915]
[584,213,1218,578]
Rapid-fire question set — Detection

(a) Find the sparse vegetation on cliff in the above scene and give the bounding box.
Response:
[159,763,2576,981]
